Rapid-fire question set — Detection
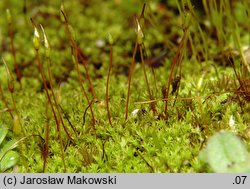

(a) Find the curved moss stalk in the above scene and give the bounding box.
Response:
[136,14,155,115]
[125,42,138,120]
[40,24,77,138]
[164,27,188,117]
[106,33,114,126]
[35,50,67,171]
[125,3,147,120]
[143,45,158,100]
[60,7,95,97]
[2,57,22,135]
[2,57,26,172]
[32,21,67,172]
[71,49,96,129]
[139,44,155,115]
[43,101,50,173]
[60,8,95,129]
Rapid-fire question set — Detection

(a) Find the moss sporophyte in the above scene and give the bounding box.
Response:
[0,0,250,173]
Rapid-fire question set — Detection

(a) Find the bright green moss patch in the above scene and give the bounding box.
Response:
[0,0,250,172]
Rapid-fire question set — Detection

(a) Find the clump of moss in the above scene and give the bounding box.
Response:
[0,0,250,173]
